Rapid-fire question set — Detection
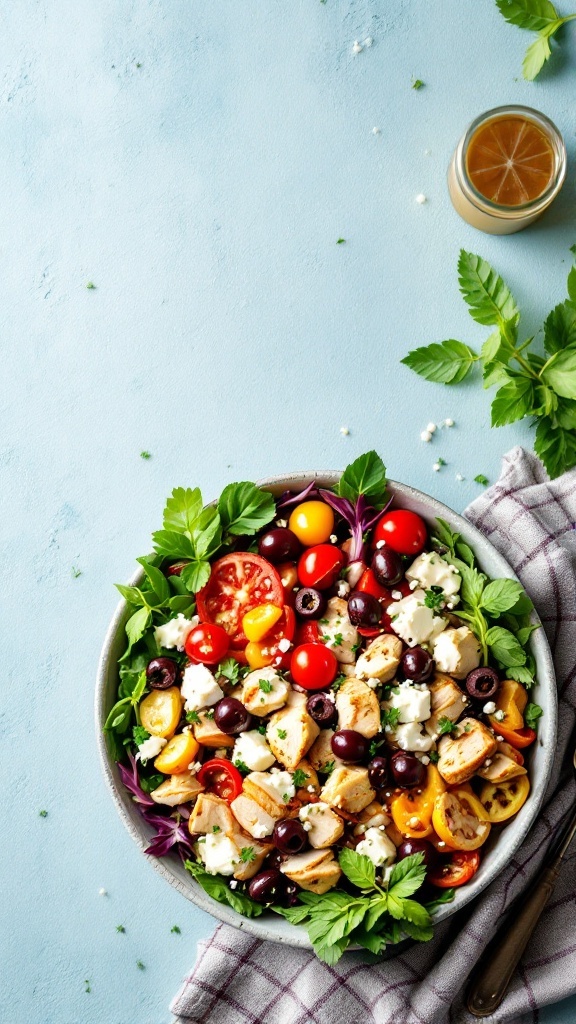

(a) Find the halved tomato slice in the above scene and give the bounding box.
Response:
[197,759,243,803]
[427,850,480,888]
[196,553,284,647]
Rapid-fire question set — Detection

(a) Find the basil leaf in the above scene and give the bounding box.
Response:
[401,900,432,928]
[104,697,131,732]
[491,378,535,427]
[455,541,475,568]
[480,578,528,616]
[542,344,576,400]
[458,251,519,328]
[180,559,212,593]
[185,860,264,917]
[338,848,376,889]
[162,487,203,534]
[507,664,536,686]
[352,925,388,954]
[525,702,543,728]
[543,302,576,355]
[433,517,459,553]
[457,562,487,608]
[218,482,276,537]
[486,626,527,667]
[401,340,477,384]
[424,888,455,912]
[387,852,426,899]
[168,595,197,615]
[337,451,387,504]
[495,0,559,31]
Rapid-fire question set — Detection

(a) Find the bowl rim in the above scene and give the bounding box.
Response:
[95,470,557,947]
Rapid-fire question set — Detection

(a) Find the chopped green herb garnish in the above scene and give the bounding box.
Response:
[412,77,425,89]
[212,825,221,833]
[333,632,343,647]
[525,702,543,729]
[171,925,181,934]
[257,723,267,735]
[39,809,48,818]
[71,566,82,578]
[234,760,250,774]
[429,750,439,764]
[381,707,400,730]
[136,960,145,970]
[186,710,201,724]
[258,678,273,693]
[240,846,256,863]
[133,725,150,746]
[322,760,335,775]
[140,451,151,460]
[86,281,96,289]
[116,924,126,933]
[437,717,458,735]
[282,792,290,803]
[277,728,287,739]
[336,237,346,244]
[331,674,346,692]
[84,980,91,994]
[204,709,215,720]
[474,474,489,486]
[424,586,444,610]
[292,769,310,788]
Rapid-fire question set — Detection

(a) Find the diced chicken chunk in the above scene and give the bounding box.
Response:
[320,765,376,813]
[335,677,381,738]
[476,754,527,783]
[320,597,359,664]
[281,848,342,894]
[150,771,204,807]
[230,793,277,838]
[353,800,390,835]
[266,702,319,770]
[242,666,290,717]
[355,633,403,685]
[425,672,468,736]
[193,711,234,748]
[307,729,339,772]
[299,801,344,848]
[232,836,271,881]
[190,793,272,879]
[437,718,498,785]
[431,627,481,680]
[242,771,295,818]
[189,792,236,835]
[292,758,320,798]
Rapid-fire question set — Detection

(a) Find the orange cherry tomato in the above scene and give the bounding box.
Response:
[489,721,537,749]
[428,850,481,888]
[390,765,446,839]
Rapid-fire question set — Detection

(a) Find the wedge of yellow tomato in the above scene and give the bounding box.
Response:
[390,765,446,839]
[431,789,491,851]
[479,775,530,822]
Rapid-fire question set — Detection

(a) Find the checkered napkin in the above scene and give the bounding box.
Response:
[170,447,576,1024]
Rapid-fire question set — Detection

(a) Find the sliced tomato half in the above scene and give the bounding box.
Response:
[197,759,243,803]
[196,553,284,647]
[427,850,480,888]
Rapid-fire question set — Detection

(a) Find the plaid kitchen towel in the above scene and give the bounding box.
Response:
[170,447,576,1024]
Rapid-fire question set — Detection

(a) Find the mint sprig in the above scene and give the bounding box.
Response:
[401,250,576,480]
[495,0,576,80]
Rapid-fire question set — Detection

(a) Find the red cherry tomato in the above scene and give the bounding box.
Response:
[297,545,345,590]
[197,759,243,803]
[290,643,338,690]
[196,553,284,647]
[427,850,480,888]
[356,568,389,602]
[491,723,537,749]
[185,623,229,665]
[294,620,321,646]
[373,510,427,556]
[355,573,412,635]
[166,561,187,576]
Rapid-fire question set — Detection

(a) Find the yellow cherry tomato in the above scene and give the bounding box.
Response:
[489,679,528,732]
[139,687,182,738]
[245,640,274,669]
[242,602,283,642]
[289,501,335,546]
[390,764,446,839]
[154,731,200,774]
[479,775,530,823]
[432,789,491,851]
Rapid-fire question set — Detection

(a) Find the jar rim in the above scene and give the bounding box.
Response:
[453,105,567,219]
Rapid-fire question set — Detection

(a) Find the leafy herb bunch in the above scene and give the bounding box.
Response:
[495,0,576,80]
[402,250,576,480]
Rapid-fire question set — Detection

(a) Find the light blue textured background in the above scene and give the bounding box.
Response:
[1,2,574,1022]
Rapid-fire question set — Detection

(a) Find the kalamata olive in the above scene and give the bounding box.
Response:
[273,818,308,855]
[294,587,327,620]
[401,646,434,683]
[397,837,437,870]
[331,729,370,763]
[390,750,426,788]
[247,868,285,904]
[347,590,382,628]
[258,528,301,564]
[372,547,404,587]
[146,657,179,690]
[283,879,301,906]
[368,755,388,789]
[306,692,337,727]
[266,848,284,871]
[213,697,252,735]
[466,666,499,700]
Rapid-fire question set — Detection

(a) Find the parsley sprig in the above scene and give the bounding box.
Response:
[495,0,576,80]
[275,850,453,963]
[401,250,576,480]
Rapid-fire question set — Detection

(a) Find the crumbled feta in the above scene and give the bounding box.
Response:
[307,784,316,793]
[444,418,455,427]
[187,761,203,773]
[355,827,396,868]
[415,194,427,204]
[336,580,351,598]
[276,518,287,528]
[433,463,441,472]
[277,637,291,653]
[300,801,330,819]
[136,735,167,763]
[257,770,295,804]
[181,663,224,712]
[420,755,430,766]
[229,880,238,889]
[456,473,464,482]
[232,731,275,771]
[364,36,373,46]
[394,721,434,752]
[387,590,447,647]
[340,425,350,435]
[352,40,363,53]
[252,822,270,839]
[483,701,497,715]
[302,820,312,832]
[426,422,436,433]
[154,613,198,651]
[494,709,505,722]
[98,888,107,896]
[391,590,403,600]
[431,626,481,679]
[372,126,381,135]
[199,833,238,876]
[420,429,432,442]
[386,681,431,723]
[406,551,461,600]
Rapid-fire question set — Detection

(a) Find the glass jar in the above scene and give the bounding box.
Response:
[448,105,566,235]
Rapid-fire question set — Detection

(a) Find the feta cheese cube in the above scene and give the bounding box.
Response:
[254,770,295,804]
[483,701,496,715]
[406,552,461,599]
[199,832,238,876]
[154,613,198,651]
[431,626,481,679]
[181,663,224,712]
[355,827,396,868]
[394,721,434,752]
[387,681,431,723]
[232,731,275,771]
[387,590,447,647]
[135,735,167,763]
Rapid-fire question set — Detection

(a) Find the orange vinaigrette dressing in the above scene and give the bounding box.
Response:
[466,115,555,207]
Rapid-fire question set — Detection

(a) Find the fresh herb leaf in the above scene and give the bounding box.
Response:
[217,482,276,537]
[132,725,150,746]
[381,707,401,730]
[171,925,181,934]
[474,474,489,485]
[437,716,458,735]
[116,924,126,933]
[337,450,387,505]
[458,250,519,328]
[491,378,535,427]
[495,0,559,32]
[401,340,477,384]
[336,237,346,244]
[292,769,309,787]
[39,809,48,818]
[217,657,241,683]
[412,77,425,88]
[185,859,264,917]
[240,846,256,863]
[338,848,376,889]
[429,750,439,764]
[136,961,145,970]
[180,560,212,593]
[486,626,527,667]
[162,487,204,534]
[535,418,576,478]
[277,728,287,739]
[480,579,531,616]
[140,450,151,460]
[525,702,543,728]
[322,760,335,775]
[544,302,576,354]
[186,710,201,724]
[233,759,250,774]
[424,586,444,610]
[387,853,427,899]
[258,678,273,693]
[542,344,576,400]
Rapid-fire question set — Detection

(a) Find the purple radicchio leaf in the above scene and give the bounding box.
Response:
[319,490,393,563]
[276,480,319,510]
[117,752,155,807]
[142,805,194,859]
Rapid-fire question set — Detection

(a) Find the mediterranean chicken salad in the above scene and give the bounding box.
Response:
[105,452,543,961]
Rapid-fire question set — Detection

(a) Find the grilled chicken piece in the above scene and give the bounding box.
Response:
[242,771,293,818]
[320,765,376,813]
[425,672,468,736]
[307,729,338,772]
[476,753,527,783]
[431,627,481,680]
[335,677,380,738]
[193,711,234,748]
[320,597,359,664]
[293,758,320,799]
[355,633,403,684]
[230,793,276,838]
[241,666,290,717]
[266,702,320,770]
[189,792,236,835]
[299,801,344,848]
[150,771,204,807]
[437,718,498,785]
[232,836,272,881]
[353,800,390,835]
[280,848,342,894]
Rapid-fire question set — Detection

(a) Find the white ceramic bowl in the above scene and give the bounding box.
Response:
[95,471,557,947]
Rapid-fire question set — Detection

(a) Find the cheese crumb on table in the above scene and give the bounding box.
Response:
[352,40,363,54]
[420,429,432,442]
[415,194,427,204]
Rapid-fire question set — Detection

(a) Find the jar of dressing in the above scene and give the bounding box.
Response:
[448,105,566,235]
